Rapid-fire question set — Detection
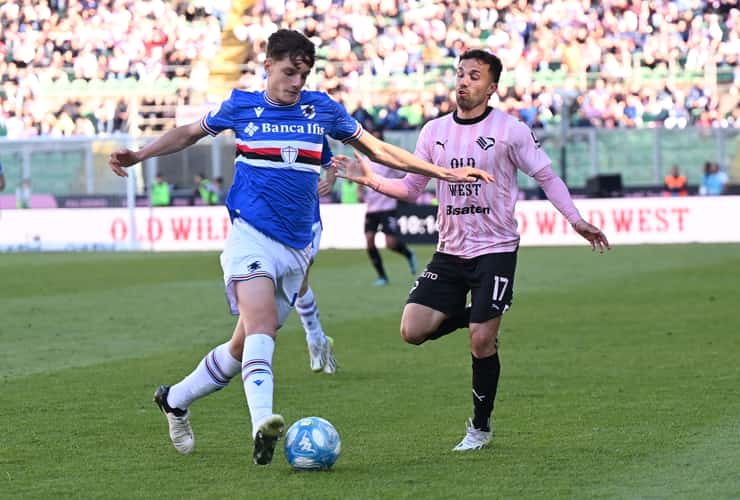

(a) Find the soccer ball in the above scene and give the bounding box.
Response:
[284,416,341,470]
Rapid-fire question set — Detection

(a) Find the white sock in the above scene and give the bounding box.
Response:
[242,333,275,437]
[168,342,241,410]
[296,287,326,346]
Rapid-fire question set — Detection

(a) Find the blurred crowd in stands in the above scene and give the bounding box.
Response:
[1,0,739,140]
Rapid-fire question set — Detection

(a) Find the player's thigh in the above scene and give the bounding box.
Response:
[364,212,381,234]
[220,219,277,313]
[310,221,322,261]
[221,218,310,334]
[380,211,400,236]
[235,278,278,335]
[300,221,321,295]
[273,263,307,328]
[273,239,311,328]
[466,251,518,324]
[400,302,448,340]
[405,252,468,333]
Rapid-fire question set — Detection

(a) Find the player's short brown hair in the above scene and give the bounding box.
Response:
[266,29,316,68]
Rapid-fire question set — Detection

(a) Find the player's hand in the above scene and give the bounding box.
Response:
[573,219,611,253]
[109,149,142,177]
[446,167,494,183]
[318,178,333,197]
[318,164,337,197]
[332,152,375,186]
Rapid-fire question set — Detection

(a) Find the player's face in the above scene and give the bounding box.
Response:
[455,59,497,113]
[265,57,311,105]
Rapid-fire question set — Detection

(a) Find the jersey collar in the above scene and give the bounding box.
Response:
[263,90,300,107]
[453,106,493,125]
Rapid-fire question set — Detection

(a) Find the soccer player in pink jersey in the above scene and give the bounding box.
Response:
[334,49,610,452]
[363,129,418,286]
[110,31,492,466]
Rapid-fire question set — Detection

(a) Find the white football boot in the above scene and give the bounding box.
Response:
[308,338,326,372]
[154,385,195,454]
[452,418,492,451]
[322,336,337,374]
[308,336,337,374]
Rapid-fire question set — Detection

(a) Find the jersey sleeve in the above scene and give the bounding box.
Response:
[326,96,363,144]
[200,91,236,136]
[321,137,333,168]
[395,121,434,193]
[508,121,551,177]
[413,122,433,162]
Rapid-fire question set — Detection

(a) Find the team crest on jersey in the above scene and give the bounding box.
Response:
[281,145,298,164]
[244,122,259,137]
[301,105,316,119]
[254,106,264,117]
[476,136,496,150]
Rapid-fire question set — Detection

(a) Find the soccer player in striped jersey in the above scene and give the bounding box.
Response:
[334,49,610,452]
[109,29,491,465]
[232,142,338,378]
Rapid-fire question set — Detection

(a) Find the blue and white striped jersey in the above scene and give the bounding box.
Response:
[201,89,361,249]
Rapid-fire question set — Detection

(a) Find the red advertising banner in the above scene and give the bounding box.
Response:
[1,197,738,252]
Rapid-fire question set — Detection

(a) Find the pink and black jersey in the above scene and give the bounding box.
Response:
[409,107,551,258]
[364,161,405,213]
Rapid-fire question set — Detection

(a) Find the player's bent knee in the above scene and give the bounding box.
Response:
[469,325,499,358]
[400,325,427,345]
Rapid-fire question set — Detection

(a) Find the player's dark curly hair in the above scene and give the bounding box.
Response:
[266,29,316,68]
[459,50,503,84]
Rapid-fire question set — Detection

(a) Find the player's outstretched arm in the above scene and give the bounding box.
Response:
[109,121,207,177]
[333,153,378,186]
[533,165,610,253]
[351,130,493,184]
[333,152,425,202]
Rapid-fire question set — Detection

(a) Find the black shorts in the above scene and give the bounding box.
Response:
[407,250,518,323]
[364,210,400,235]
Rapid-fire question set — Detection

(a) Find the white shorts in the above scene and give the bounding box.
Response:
[220,218,312,327]
[310,221,322,260]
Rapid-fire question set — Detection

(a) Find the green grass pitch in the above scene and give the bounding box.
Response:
[2,244,739,499]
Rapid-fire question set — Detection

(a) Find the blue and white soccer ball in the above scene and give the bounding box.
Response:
[284,416,341,470]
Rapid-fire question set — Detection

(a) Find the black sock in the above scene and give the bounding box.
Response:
[367,247,386,279]
[471,352,500,432]
[425,307,471,341]
[390,242,412,259]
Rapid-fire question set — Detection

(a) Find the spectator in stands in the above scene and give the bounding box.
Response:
[150,172,171,207]
[700,161,729,196]
[664,165,688,197]
[16,178,31,209]
[339,178,359,204]
[1,0,739,137]
[193,173,211,206]
[208,176,224,205]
